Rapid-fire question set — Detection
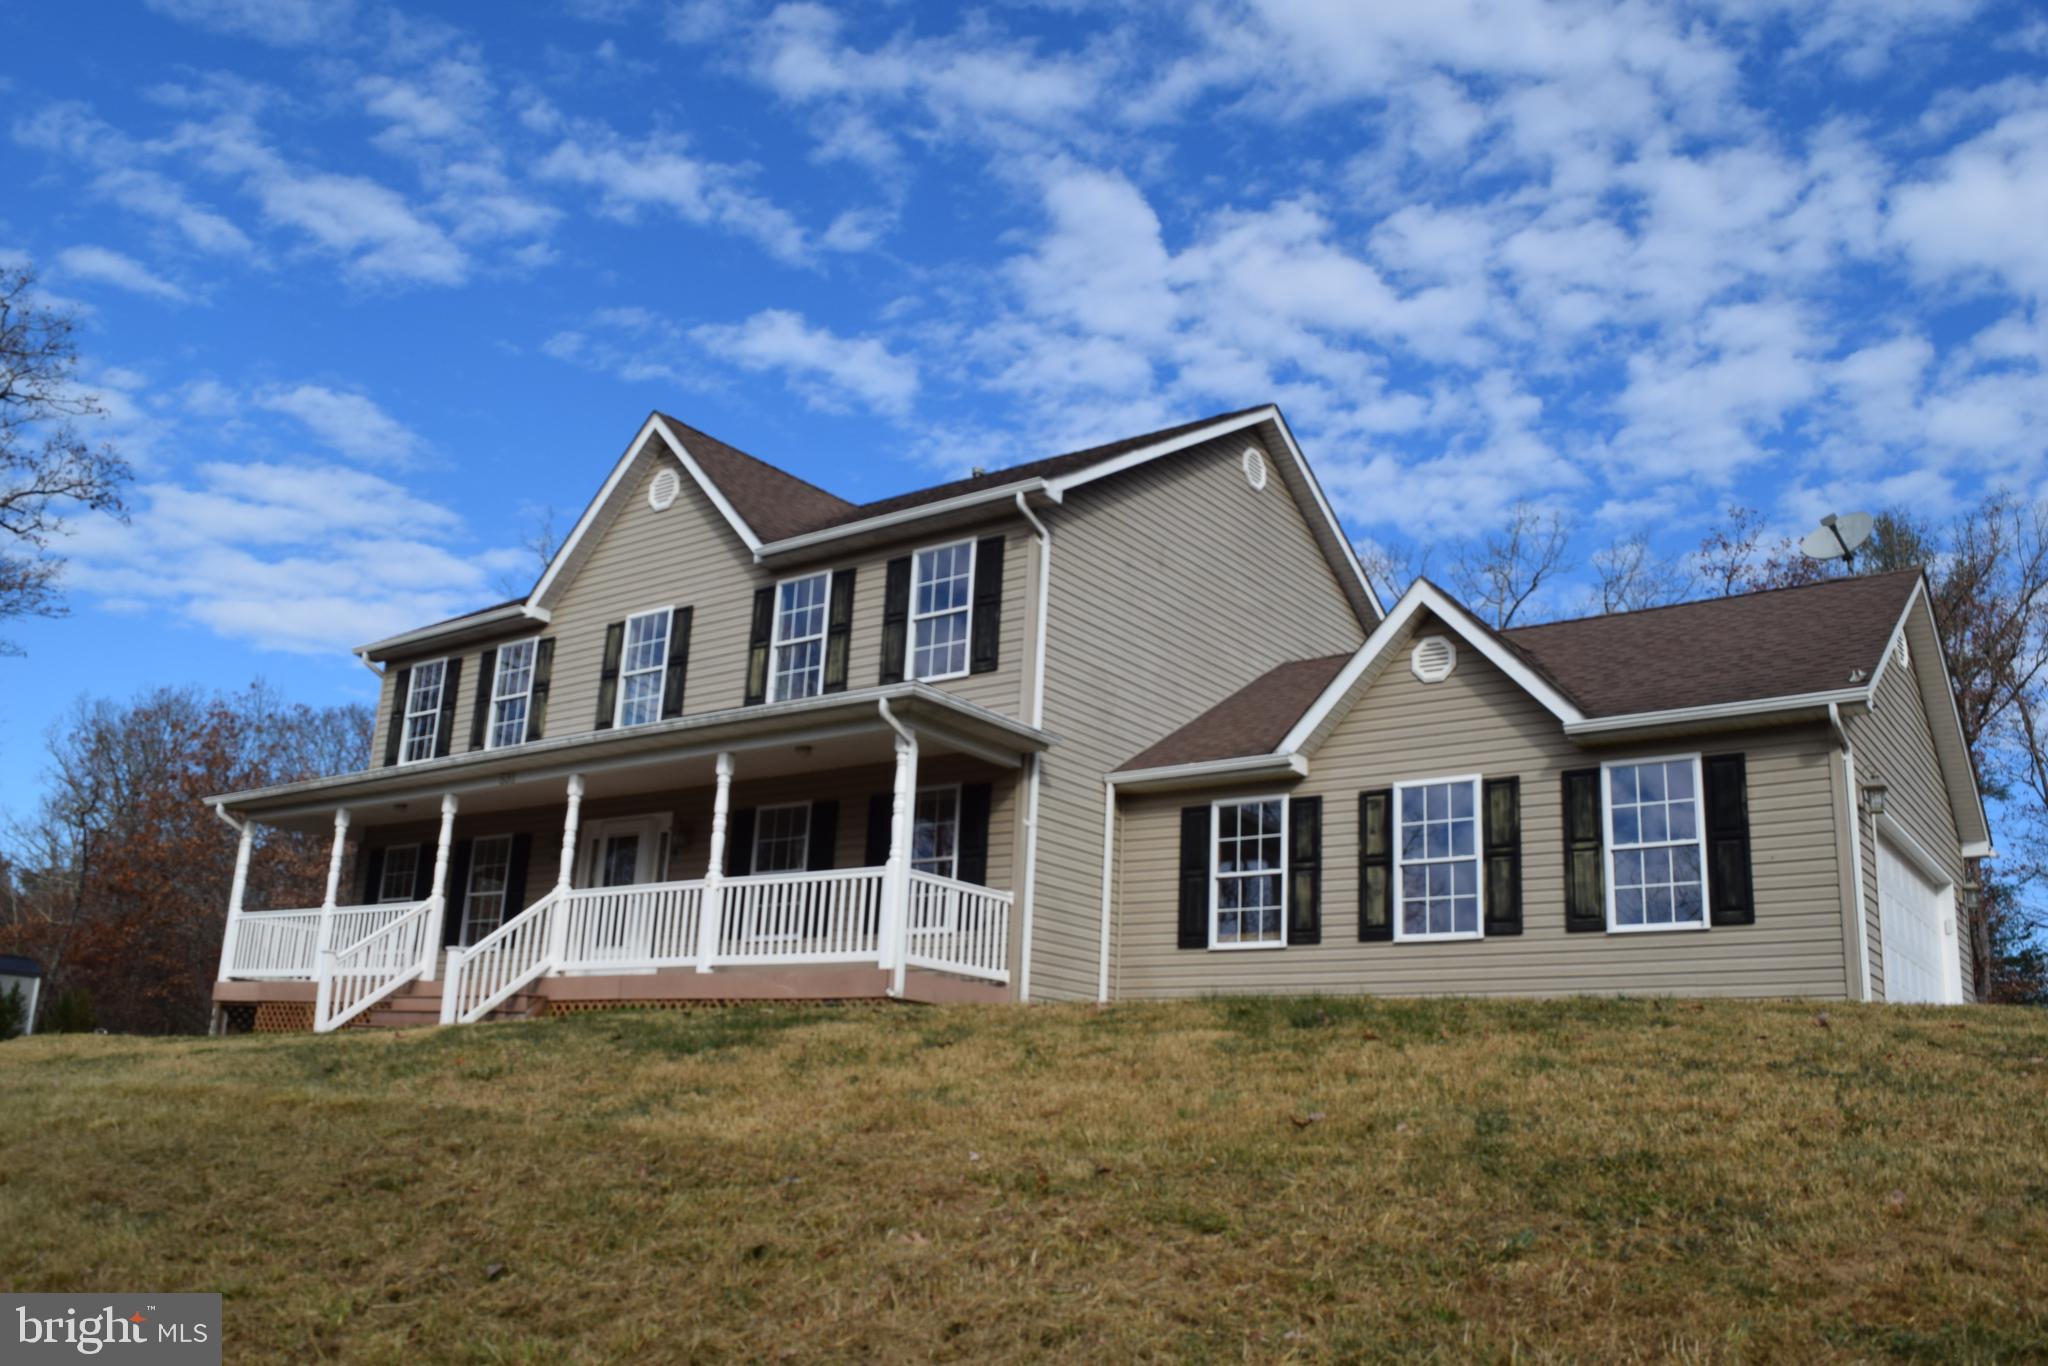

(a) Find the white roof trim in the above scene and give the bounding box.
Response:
[354,602,551,658]
[529,414,763,608]
[755,479,1059,559]
[1562,688,1871,737]
[1109,753,1310,791]
[1864,577,1992,851]
[1278,580,1585,754]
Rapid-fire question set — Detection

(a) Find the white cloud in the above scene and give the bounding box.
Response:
[692,309,919,416]
[142,0,355,47]
[54,245,191,302]
[12,104,255,256]
[1889,106,2048,302]
[254,385,427,466]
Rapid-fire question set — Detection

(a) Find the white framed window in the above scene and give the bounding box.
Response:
[487,639,538,749]
[1604,755,1708,932]
[616,608,671,728]
[400,658,447,764]
[377,845,420,903]
[909,540,974,681]
[770,572,830,702]
[1394,775,1483,940]
[912,785,961,878]
[460,834,514,945]
[752,803,812,874]
[1211,796,1287,949]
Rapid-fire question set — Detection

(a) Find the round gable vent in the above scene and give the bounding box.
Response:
[1242,446,1268,491]
[1411,634,1457,684]
[648,467,681,511]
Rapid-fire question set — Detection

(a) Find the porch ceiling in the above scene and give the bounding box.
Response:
[213,684,1051,832]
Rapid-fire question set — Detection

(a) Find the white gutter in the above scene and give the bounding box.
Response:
[1831,702,1874,1003]
[1014,490,1051,1003]
[755,479,1062,560]
[1565,687,1870,738]
[1109,752,1309,791]
[355,603,549,659]
[1097,779,1116,1004]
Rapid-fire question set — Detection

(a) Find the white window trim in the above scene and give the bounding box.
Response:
[769,571,831,703]
[460,833,515,945]
[1391,772,1486,943]
[485,636,541,751]
[613,606,675,729]
[912,782,963,879]
[750,800,813,875]
[1208,793,1290,951]
[377,844,421,904]
[399,657,449,765]
[906,537,976,683]
[1602,753,1712,935]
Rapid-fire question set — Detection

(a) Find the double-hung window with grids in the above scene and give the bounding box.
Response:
[616,610,671,728]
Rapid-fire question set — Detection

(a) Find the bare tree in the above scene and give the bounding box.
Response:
[495,503,566,597]
[0,265,131,655]
[1354,536,1429,603]
[1589,534,1693,614]
[1449,501,1576,628]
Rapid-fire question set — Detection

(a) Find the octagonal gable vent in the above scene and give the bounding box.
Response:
[648,467,681,511]
[1410,634,1457,684]
[1894,633,1910,671]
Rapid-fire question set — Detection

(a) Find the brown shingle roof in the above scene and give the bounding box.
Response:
[658,404,1272,543]
[1119,571,1924,770]
[1121,654,1353,771]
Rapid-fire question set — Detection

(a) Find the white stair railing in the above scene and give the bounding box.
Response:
[904,872,1012,983]
[314,898,434,1032]
[715,867,885,964]
[559,881,703,971]
[441,889,560,1026]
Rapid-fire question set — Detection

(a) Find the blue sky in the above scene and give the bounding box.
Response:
[1,0,2045,811]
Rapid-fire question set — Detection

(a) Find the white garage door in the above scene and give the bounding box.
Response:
[1877,835,1956,1005]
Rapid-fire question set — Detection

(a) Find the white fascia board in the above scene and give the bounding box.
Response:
[1260,409,1386,622]
[753,479,1057,561]
[530,414,762,607]
[1277,581,1586,756]
[1108,753,1310,792]
[1562,687,1872,737]
[354,603,553,660]
[1962,841,1996,860]
[1856,577,1990,849]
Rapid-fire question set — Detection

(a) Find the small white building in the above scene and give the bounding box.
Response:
[0,955,42,1036]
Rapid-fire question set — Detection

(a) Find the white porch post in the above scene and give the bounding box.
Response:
[313,806,349,1026]
[215,817,255,982]
[697,753,734,972]
[884,733,918,995]
[548,774,585,965]
[419,794,459,980]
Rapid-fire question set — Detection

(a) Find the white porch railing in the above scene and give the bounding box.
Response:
[442,889,560,1026]
[314,898,434,1032]
[225,903,417,980]
[560,882,704,971]
[715,867,887,963]
[905,872,1013,983]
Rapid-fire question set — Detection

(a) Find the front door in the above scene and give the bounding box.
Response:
[574,815,672,962]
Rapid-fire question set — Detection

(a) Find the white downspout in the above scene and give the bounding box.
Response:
[1831,702,1874,1003]
[1014,490,1051,1003]
[1097,779,1116,1003]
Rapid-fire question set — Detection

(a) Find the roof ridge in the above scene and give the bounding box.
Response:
[1504,566,1925,635]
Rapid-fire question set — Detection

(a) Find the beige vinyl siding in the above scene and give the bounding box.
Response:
[1847,648,1972,1002]
[370,447,1030,756]
[1027,433,1369,1000]
[1112,621,1853,1000]
[352,754,1017,913]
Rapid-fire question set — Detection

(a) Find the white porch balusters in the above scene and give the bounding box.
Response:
[883,733,918,995]
[696,752,734,972]
[312,806,351,1028]
[215,816,255,982]
[547,774,585,965]
[418,794,459,979]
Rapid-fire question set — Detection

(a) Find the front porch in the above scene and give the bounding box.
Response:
[208,688,1045,1032]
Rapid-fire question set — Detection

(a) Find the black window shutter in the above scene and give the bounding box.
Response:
[1289,795,1322,945]
[469,647,498,751]
[383,667,411,766]
[744,587,774,706]
[864,792,893,866]
[411,843,437,902]
[879,556,911,685]
[594,622,625,730]
[958,783,993,885]
[1483,777,1523,936]
[527,638,554,740]
[1358,789,1393,941]
[823,568,857,693]
[661,607,693,720]
[504,833,533,918]
[1563,768,1606,932]
[1704,754,1755,926]
[443,839,474,946]
[969,535,1005,675]
[1177,805,1210,950]
[727,808,757,876]
[807,800,840,872]
[433,658,462,759]
[360,846,387,904]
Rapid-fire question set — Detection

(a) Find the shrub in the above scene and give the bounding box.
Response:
[44,986,95,1034]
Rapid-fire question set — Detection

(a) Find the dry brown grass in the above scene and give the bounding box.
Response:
[3,997,2046,1361]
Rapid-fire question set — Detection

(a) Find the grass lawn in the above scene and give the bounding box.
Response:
[4,997,2047,1361]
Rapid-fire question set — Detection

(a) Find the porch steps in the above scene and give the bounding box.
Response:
[351,978,544,1030]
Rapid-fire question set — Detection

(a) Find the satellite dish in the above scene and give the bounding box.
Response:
[1801,511,1874,565]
